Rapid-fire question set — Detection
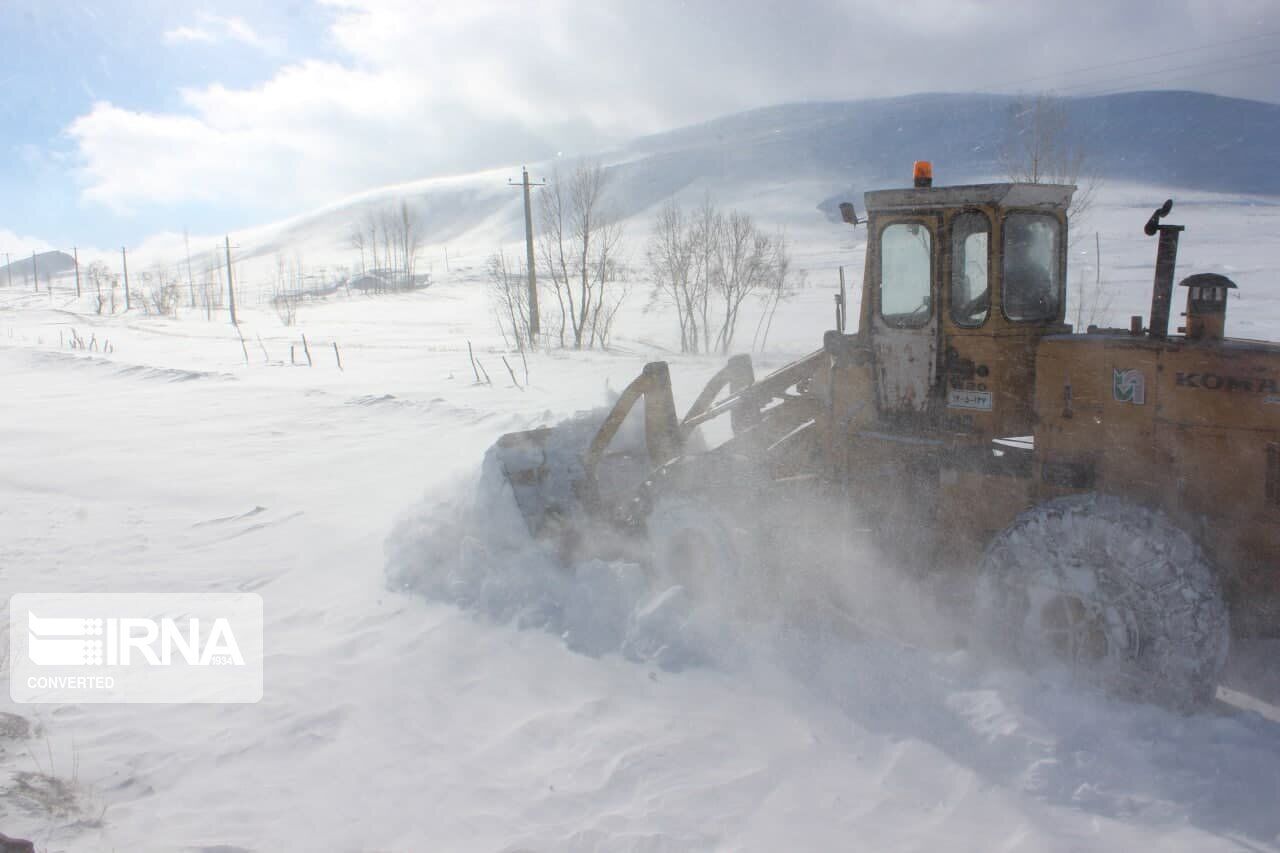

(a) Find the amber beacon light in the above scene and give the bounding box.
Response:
[913,160,933,188]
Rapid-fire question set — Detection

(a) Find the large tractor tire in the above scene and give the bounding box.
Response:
[975,494,1230,711]
[646,495,767,621]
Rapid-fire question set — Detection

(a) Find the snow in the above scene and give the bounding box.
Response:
[1,185,1279,851]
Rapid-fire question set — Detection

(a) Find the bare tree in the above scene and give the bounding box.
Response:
[488,251,533,350]
[350,228,367,276]
[646,200,704,353]
[1003,94,1109,327]
[537,160,625,350]
[361,210,385,289]
[752,231,803,352]
[395,201,423,289]
[85,261,110,315]
[648,197,797,355]
[538,173,572,348]
[272,251,301,325]
[1071,232,1117,330]
[689,194,722,354]
[350,201,424,292]
[143,266,180,317]
[1000,93,1097,225]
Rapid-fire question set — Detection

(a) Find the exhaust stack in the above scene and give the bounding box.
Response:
[1144,199,1184,340]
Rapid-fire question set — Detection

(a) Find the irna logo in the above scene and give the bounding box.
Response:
[27,612,244,667]
[11,593,263,704]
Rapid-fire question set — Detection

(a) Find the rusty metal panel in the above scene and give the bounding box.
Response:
[873,325,937,413]
[1034,333,1280,633]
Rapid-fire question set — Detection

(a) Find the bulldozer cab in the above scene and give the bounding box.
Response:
[857,168,1073,437]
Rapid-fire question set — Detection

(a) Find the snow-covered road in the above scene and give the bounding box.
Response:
[2,333,1279,851]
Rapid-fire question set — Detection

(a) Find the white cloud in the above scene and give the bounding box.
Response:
[163,13,279,53]
[72,0,1280,218]
[0,229,53,257]
[163,25,217,45]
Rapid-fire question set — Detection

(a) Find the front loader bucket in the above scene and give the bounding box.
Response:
[489,352,826,548]
[490,362,687,541]
[491,426,565,538]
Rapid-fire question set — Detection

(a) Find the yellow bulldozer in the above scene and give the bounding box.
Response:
[493,162,1279,709]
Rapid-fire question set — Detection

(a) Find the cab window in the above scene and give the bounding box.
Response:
[879,222,932,328]
[950,211,990,327]
[1002,212,1061,322]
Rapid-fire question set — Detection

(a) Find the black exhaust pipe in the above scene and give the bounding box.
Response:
[1144,199,1184,340]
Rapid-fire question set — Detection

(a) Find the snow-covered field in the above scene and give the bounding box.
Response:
[2,186,1280,851]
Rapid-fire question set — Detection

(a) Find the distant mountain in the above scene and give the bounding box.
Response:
[615,90,1280,211]
[229,90,1280,262]
[0,250,75,288]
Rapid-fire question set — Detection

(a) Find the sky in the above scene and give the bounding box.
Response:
[1,0,1278,254]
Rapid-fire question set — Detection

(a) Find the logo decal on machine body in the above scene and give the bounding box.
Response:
[1113,368,1146,405]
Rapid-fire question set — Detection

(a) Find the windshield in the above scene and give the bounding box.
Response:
[1002,212,1061,322]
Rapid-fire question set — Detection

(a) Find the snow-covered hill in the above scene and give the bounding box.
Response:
[0,251,76,290]
[114,90,1280,287]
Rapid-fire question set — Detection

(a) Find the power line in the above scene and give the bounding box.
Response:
[1079,55,1280,99]
[1043,47,1280,97]
[983,31,1274,97]
[994,29,1280,90]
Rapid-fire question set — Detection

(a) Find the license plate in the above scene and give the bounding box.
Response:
[948,389,993,411]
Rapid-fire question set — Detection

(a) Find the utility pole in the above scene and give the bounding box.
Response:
[31,251,38,291]
[508,166,547,345]
[73,247,81,298]
[3,252,10,288]
[184,229,196,309]
[121,247,131,310]
[224,235,238,326]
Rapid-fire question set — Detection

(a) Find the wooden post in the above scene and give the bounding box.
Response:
[1095,231,1101,292]
[508,168,546,347]
[184,229,195,308]
[31,251,38,292]
[520,167,539,342]
[121,247,131,309]
[225,236,237,325]
[501,355,522,390]
[73,247,81,298]
[333,341,343,371]
[467,340,481,384]
[301,333,312,366]
[235,325,249,365]
[837,266,847,332]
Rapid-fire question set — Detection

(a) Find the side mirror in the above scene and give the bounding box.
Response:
[839,202,861,226]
